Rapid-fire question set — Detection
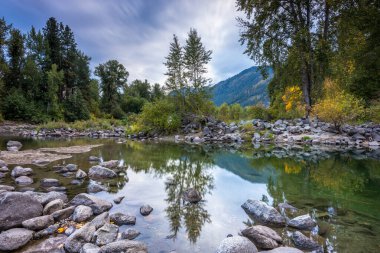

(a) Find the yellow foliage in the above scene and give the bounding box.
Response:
[57,227,66,233]
[284,163,302,174]
[281,86,304,117]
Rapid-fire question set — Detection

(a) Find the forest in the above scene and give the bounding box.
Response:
[0,0,379,133]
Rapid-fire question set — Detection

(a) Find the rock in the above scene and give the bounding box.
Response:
[88,182,108,193]
[66,164,78,172]
[291,231,320,250]
[25,191,68,205]
[110,212,136,225]
[43,199,64,215]
[241,200,285,227]
[89,212,110,229]
[72,205,93,222]
[0,192,43,231]
[261,247,303,253]
[140,204,153,216]
[121,228,141,240]
[76,169,87,179]
[33,224,59,239]
[0,172,7,178]
[15,175,34,185]
[69,193,113,215]
[11,166,33,177]
[46,186,67,192]
[22,215,54,231]
[99,160,119,169]
[241,225,282,249]
[65,226,76,236]
[40,178,60,187]
[0,228,33,251]
[88,166,117,179]
[0,184,15,191]
[22,236,67,253]
[71,179,83,185]
[52,206,75,221]
[278,203,298,212]
[94,223,119,246]
[113,196,124,204]
[88,156,101,162]
[7,140,23,151]
[288,214,316,230]
[80,243,100,253]
[216,236,258,253]
[183,188,202,203]
[99,240,147,253]
[0,159,7,167]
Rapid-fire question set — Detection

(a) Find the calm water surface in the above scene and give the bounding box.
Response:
[1,137,379,253]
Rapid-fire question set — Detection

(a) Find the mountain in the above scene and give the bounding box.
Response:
[211,66,273,106]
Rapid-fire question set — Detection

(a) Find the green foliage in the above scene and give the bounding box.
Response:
[365,101,380,123]
[46,64,63,120]
[245,104,271,120]
[229,103,243,121]
[63,89,90,122]
[39,118,124,131]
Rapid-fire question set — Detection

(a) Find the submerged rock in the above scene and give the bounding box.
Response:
[288,214,316,230]
[98,240,147,253]
[0,228,34,251]
[291,231,321,251]
[183,188,202,203]
[121,228,141,240]
[110,212,136,225]
[22,215,54,231]
[94,223,119,246]
[241,200,285,227]
[241,225,282,249]
[33,224,60,239]
[113,196,124,204]
[88,182,108,193]
[99,160,119,169]
[88,156,101,162]
[66,164,78,172]
[140,204,153,216]
[0,192,43,231]
[88,166,117,179]
[216,236,258,253]
[40,178,60,187]
[69,193,113,215]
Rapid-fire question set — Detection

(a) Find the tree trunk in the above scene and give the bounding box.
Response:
[301,60,312,117]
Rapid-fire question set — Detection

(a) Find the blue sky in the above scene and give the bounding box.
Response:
[1,0,253,85]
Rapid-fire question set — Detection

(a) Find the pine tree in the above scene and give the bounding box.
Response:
[6,28,25,90]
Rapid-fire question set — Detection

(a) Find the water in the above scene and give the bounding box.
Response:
[1,137,380,252]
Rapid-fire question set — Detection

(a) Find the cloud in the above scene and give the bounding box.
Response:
[0,0,253,84]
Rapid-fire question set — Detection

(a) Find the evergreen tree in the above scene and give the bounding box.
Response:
[43,17,61,69]
[46,64,63,120]
[6,28,25,90]
[63,88,90,122]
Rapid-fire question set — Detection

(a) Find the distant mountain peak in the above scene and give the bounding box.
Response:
[211,66,273,106]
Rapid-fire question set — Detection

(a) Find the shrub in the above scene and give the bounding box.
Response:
[246,104,271,120]
[63,89,90,122]
[365,100,380,123]
[281,85,305,118]
[0,113,3,123]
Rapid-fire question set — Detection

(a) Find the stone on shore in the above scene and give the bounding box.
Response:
[110,212,136,225]
[291,231,321,251]
[0,228,33,251]
[241,225,282,249]
[113,196,124,204]
[69,193,113,215]
[88,156,101,162]
[88,165,117,179]
[22,236,67,253]
[140,204,153,216]
[99,240,147,253]
[43,199,64,215]
[72,205,94,222]
[76,169,87,179]
[52,206,75,221]
[7,140,23,151]
[260,247,303,253]
[25,191,68,205]
[15,175,34,185]
[288,214,316,230]
[121,228,141,240]
[0,192,43,231]
[66,164,78,172]
[88,182,108,193]
[0,184,15,191]
[94,223,119,246]
[11,166,33,177]
[40,178,60,187]
[99,160,119,169]
[80,243,100,253]
[22,215,54,231]
[216,236,258,253]
[241,200,285,227]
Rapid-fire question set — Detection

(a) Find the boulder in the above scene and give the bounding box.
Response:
[113,196,124,204]
[140,204,153,216]
[76,169,87,179]
[25,191,68,205]
[0,228,33,251]
[241,225,282,249]
[183,188,202,203]
[0,166,9,172]
[0,192,43,231]
[72,205,93,222]
[43,199,64,215]
[0,184,15,191]
[46,186,67,192]
[88,166,117,179]
[7,140,23,151]
[80,243,100,253]
[33,224,59,239]
[88,183,108,193]
[260,247,303,253]
[94,223,119,246]
[52,206,75,221]
[288,214,316,230]
[99,160,119,169]
[99,240,147,253]
[66,164,78,172]
[88,156,101,162]
[291,231,320,251]
[241,200,285,227]
[110,212,136,225]
[69,193,113,215]
[40,178,60,187]
[22,215,54,231]
[22,236,67,253]
[216,236,258,253]
[0,159,7,167]
[11,166,33,177]
[15,175,34,185]
[121,228,141,240]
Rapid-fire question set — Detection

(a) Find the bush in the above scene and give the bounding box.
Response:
[246,104,271,120]
[0,113,3,123]
[63,90,90,122]
[133,99,181,134]
[365,101,380,123]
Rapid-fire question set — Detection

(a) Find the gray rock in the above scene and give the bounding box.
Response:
[22,236,67,253]
[80,243,100,253]
[0,166,8,172]
[241,200,285,227]
[66,164,78,172]
[88,166,117,179]
[88,182,108,193]
[241,225,282,249]
[291,231,320,250]
[76,169,87,179]
[121,228,140,240]
[260,247,303,253]
[88,156,101,162]
[113,196,124,204]
[25,191,68,205]
[99,160,119,169]
[99,240,147,253]
[110,212,136,225]
[7,140,23,151]
[40,178,60,187]
[72,205,93,222]
[216,236,258,253]
[0,184,15,191]
[11,166,33,177]
[140,204,153,216]
[33,224,60,239]
[46,186,67,192]
[288,214,316,230]
[89,212,110,229]
[52,206,75,221]
[69,193,113,215]
[22,215,54,231]
[0,228,33,251]
[15,175,34,185]
[94,223,119,246]
[183,188,202,203]
[65,226,76,236]
[0,159,7,167]
[71,179,83,185]
[43,199,64,215]
[0,192,43,231]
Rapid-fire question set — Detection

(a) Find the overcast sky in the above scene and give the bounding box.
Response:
[1,0,254,85]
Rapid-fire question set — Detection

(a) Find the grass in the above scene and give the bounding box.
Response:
[38,118,127,131]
